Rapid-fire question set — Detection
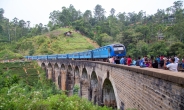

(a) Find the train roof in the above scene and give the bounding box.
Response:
[92,43,125,50]
[104,43,124,47]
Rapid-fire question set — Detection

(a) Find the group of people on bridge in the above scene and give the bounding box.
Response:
[109,55,184,72]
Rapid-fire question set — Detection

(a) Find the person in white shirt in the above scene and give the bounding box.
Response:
[109,56,115,64]
[174,56,179,63]
[164,57,178,72]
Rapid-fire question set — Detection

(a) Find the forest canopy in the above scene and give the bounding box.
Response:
[0,1,184,58]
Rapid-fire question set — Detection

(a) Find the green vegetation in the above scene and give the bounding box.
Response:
[0,61,111,110]
[1,1,184,59]
[0,27,98,60]
[0,49,23,60]
[16,28,98,55]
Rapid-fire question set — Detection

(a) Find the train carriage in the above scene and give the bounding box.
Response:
[57,54,68,59]
[31,56,38,60]
[23,43,126,63]
[68,53,73,59]
[73,52,80,59]
[79,52,85,59]
[47,54,57,60]
[37,55,48,60]
[83,50,92,59]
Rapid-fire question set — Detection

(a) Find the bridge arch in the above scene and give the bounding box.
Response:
[74,66,80,84]
[90,71,98,104]
[81,68,88,79]
[41,63,46,71]
[41,63,47,77]
[74,66,80,95]
[80,68,89,99]
[47,63,53,80]
[102,78,118,109]
[100,70,120,108]
[54,63,60,88]
[61,64,65,70]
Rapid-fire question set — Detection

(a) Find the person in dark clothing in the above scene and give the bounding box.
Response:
[136,57,141,66]
[160,55,164,68]
[152,60,158,68]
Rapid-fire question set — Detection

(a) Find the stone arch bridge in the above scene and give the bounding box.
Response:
[38,59,184,110]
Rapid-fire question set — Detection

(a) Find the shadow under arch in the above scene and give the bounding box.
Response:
[90,71,98,104]
[47,63,53,80]
[73,66,80,95]
[61,64,65,70]
[80,68,89,99]
[102,78,118,109]
[66,65,74,96]
[41,63,46,76]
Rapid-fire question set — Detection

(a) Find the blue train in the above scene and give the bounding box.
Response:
[24,44,126,63]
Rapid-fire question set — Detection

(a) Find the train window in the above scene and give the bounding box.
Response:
[114,47,124,51]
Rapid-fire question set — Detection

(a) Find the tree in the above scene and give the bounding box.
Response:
[95,26,102,46]
[149,41,168,56]
[29,49,35,55]
[169,42,184,56]
[136,40,149,56]
[83,10,92,22]
[49,10,61,25]
[0,8,4,21]
[27,21,31,28]
[94,4,106,21]
[101,33,113,46]
[110,8,115,16]
[117,12,126,23]
[173,1,183,12]
[0,8,4,36]
[135,25,149,42]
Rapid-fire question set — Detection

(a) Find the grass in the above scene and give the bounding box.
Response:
[0,27,99,60]
[19,27,97,55]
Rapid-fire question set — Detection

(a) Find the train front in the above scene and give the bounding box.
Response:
[110,44,126,63]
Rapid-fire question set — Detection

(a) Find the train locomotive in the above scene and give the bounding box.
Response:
[24,43,126,63]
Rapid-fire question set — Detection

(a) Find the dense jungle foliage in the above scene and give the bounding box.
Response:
[0,1,184,59]
[0,61,112,110]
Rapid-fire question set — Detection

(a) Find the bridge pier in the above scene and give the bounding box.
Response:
[54,69,60,89]
[47,68,52,80]
[61,70,66,91]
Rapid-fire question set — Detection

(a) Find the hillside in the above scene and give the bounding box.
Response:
[0,28,99,60]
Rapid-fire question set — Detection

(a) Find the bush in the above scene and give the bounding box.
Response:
[29,49,35,55]
[0,62,111,110]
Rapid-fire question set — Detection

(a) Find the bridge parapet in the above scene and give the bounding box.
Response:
[38,59,184,110]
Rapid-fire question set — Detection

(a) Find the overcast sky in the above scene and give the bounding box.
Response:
[0,0,182,26]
